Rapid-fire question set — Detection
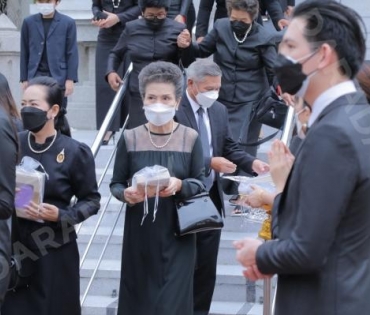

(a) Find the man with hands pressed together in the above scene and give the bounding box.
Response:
[234,2,370,315]
[176,59,269,315]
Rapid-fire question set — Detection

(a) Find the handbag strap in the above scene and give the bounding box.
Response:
[186,178,207,192]
[239,129,281,147]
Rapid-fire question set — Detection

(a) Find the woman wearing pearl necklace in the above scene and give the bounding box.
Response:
[178,0,278,161]
[110,61,205,315]
[2,76,101,315]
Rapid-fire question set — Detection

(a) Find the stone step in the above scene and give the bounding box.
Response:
[81,296,264,315]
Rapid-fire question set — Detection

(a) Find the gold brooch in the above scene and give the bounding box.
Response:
[56,149,65,163]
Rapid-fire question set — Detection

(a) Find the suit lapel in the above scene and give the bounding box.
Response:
[178,94,198,131]
[47,11,60,39]
[34,14,45,39]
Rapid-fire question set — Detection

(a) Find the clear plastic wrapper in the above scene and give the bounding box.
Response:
[15,156,48,223]
[223,174,275,223]
[132,165,170,224]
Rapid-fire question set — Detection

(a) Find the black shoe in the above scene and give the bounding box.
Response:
[102,131,115,146]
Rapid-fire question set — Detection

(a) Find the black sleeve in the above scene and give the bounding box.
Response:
[195,0,215,38]
[92,0,102,17]
[259,39,278,87]
[192,22,219,58]
[262,0,284,30]
[0,115,17,220]
[106,27,129,77]
[116,6,141,26]
[256,126,359,274]
[110,133,130,202]
[179,0,191,17]
[220,107,256,174]
[57,143,101,225]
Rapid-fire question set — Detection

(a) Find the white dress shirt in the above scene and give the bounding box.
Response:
[308,80,357,127]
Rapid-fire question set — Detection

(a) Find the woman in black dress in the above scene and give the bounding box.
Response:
[106,0,192,129]
[110,61,205,315]
[2,77,101,315]
[92,0,140,143]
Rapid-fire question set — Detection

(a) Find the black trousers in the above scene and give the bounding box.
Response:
[193,183,223,315]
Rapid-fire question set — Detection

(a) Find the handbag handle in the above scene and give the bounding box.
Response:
[185,178,207,193]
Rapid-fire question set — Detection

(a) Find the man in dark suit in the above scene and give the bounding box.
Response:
[175,59,269,315]
[235,2,370,315]
[20,0,79,108]
[195,0,288,41]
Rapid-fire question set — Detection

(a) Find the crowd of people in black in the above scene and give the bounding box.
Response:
[0,0,370,315]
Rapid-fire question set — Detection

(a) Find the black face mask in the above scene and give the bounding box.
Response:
[21,107,49,133]
[230,20,251,37]
[273,54,308,95]
[145,17,165,30]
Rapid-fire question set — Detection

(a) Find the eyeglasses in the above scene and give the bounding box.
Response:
[143,13,167,20]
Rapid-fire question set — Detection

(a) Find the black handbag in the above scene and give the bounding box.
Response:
[175,180,224,236]
[7,212,36,292]
[239,87,288,147]
[255,87,288,129]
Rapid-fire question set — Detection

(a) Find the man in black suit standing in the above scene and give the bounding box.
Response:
[235,2,370,315]
[175,59,269,315]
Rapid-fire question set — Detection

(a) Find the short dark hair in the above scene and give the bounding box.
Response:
[138,0,170,11]
[138,61,184,100]
[292,0,366,79]
[27,76,71,137]
[227,0,259,20]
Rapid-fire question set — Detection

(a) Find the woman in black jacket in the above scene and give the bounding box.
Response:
[179,0,278,157]
[106,0,191,129]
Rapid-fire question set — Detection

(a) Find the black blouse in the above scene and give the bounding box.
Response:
[17,131,101,249]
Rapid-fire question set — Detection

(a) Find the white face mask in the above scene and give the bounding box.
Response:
[144,103,176,126]
[195,90,219,109]
[36,3,56,16]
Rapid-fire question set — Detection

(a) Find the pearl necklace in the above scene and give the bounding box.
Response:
[112,0,121,9]
[28,130,57,154]
[148,122,175,149]
[233,24,253,44]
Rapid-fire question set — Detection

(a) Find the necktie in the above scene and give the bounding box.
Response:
[197,107,213,190]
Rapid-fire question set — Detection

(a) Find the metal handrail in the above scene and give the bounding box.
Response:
[81,202,126,306]
[91,62,133,158]
[75,63,132,236]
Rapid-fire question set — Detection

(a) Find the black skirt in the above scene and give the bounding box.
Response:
[2,241,81,315]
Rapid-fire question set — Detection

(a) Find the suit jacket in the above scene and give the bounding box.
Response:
[256,92,370,315]
[195,0,284,38]
[106,18,190,94]
[175,94,256,215]
[188,18,277,105]
[20,11,78,86]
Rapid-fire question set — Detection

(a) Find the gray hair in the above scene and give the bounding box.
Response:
[138,61,184,100]
[186,59,222,83]
[226,0,259,20]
